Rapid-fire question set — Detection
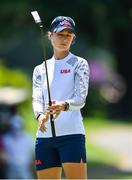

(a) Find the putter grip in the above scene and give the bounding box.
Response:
[49,101,56,137]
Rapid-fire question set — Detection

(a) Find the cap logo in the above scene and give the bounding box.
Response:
[50,16,75,33]
[60,20,72,27]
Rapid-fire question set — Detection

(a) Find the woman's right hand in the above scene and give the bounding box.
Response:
[38,113,49,132]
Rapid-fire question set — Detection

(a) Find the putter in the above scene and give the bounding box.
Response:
[31,11,56,137]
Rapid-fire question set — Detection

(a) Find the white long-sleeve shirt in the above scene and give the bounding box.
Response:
[32,52,90,137]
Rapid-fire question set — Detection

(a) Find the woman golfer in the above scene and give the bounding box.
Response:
[32,16,90,179]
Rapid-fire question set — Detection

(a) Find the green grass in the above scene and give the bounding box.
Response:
[84,117,132,166]
[117,176,132,179]
[86,143,119,165]
[84,118,120,166]
[84,117,132,132]
[83,117,132,178]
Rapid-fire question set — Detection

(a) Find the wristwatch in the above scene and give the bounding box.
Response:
[64,102,69,111]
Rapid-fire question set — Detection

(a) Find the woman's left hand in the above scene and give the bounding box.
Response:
[47,101,65,120]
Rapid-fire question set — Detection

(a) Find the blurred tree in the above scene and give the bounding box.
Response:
[107,0,132,118]
[0,60,31,88]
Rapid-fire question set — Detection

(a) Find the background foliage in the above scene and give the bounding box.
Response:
[0,1,132,179]
[0,0,131,119]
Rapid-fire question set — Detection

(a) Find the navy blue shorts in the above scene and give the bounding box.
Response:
[35,134,87,170]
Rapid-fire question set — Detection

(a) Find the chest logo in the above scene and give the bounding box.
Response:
[60,69,71,74]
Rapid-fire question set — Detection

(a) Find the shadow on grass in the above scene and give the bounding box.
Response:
[88,162,132,179]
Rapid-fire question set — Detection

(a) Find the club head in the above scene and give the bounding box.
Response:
[31,11,42,24]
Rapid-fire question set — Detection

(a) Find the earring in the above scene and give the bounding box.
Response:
[72,36,76,45]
